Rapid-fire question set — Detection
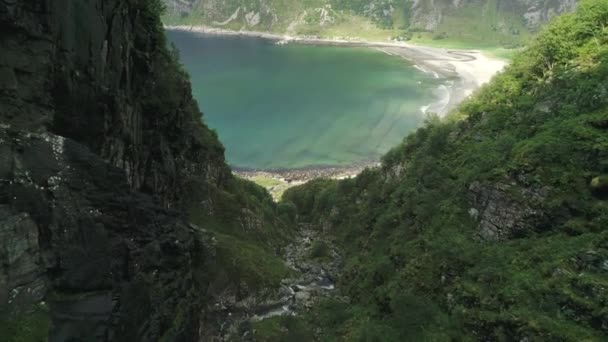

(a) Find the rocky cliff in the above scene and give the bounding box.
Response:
[0,1,286,340]
[1,0,229,206]
[406,0,577,31]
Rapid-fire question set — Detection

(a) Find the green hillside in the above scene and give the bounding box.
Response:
[276,0,608,339]
[162,0,576,47]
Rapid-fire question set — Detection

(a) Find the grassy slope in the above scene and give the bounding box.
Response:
[186,175,294,293]
[277,0,608,340]
[411,0,533,47]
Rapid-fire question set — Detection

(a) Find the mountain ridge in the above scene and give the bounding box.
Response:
[162,0,577,46]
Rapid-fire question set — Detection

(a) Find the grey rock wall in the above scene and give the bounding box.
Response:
[0,1,231,340]
[1,0,229,207]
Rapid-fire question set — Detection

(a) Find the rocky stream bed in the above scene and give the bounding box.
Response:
[207,226,342,341]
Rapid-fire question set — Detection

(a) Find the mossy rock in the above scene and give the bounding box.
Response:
[590,176,608,198]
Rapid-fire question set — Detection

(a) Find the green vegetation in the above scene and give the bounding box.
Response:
[0,304,51,342]
[163,0,572,48]
[250,175,284,189]
[134,2,293,294]
[309,240,332,261]
[246,175,292,201]
[252,316,314,341]
[212,232,292,291]
[186,175,294,293]
[133,0,295,334]
[406,0,532,48]
[279,0,608,339]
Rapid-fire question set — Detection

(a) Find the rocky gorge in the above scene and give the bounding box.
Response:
[2,0,607,341]
[204,226,342,341]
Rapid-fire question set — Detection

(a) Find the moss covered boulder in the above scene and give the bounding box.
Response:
[591,176,608,198]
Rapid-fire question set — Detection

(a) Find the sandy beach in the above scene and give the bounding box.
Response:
[234,161,377,182]
[380,47,508,116]
[233,164,374,201]
[165,25,508,188]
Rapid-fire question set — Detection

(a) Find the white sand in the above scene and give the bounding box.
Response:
[380,47,507,116]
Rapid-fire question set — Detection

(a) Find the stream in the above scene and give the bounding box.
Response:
[252,227,341,322]
[208,226,342,341]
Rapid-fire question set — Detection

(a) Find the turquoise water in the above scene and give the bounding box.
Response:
[167,31,439,169]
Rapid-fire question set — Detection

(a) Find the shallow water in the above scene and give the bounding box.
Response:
[167,31,442,169]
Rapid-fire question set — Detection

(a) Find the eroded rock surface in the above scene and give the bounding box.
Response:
[0,1,231,340]
[0,129,217,340]
[0,0,229,207]
[469,181,548,241]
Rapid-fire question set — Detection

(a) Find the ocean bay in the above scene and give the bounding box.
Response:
[167,31,441,169]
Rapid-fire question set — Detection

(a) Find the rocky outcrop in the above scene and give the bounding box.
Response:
[165,0,198,17]
[0,129,216,340]
[591,175,608,199]
[200,226,341,341]
[408,0,577,31]
[468,181,549,241]
[0,211,45,311]
[1,0,229,207]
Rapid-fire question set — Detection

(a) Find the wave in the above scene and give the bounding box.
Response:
[414,64,440,79]
[420,82,453,117]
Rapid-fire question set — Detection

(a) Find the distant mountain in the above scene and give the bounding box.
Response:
[162,0,577,46]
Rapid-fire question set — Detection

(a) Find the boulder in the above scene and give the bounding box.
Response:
[469,181,548,241]
[591,176,608,199]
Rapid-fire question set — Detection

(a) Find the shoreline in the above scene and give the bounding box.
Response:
[165,25,507,185]
[233,163,377,201]
[166,24,507,118]
[233,161,378,183]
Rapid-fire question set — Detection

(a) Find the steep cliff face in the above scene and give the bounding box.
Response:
[162,0,577,45]
[0,129,214,341]
[1,0,229,206]
[0,1,284,340]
